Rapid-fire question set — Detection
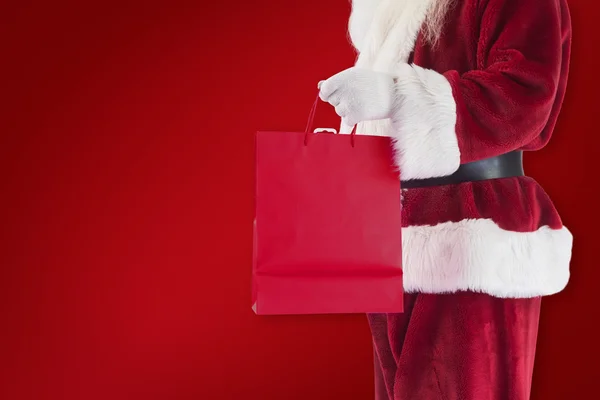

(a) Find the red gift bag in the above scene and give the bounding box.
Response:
[252,96,403,315]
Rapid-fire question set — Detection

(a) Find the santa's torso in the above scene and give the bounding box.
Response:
[354,0,573,298]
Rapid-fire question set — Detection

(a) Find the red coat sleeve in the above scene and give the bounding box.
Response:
[444,0,571,163]
[388,0,571,180]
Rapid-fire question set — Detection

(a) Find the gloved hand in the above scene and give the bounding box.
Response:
[318,67,396,133]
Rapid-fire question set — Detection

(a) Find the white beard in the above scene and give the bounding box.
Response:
[348,0,385,52]
[348,0,453,53]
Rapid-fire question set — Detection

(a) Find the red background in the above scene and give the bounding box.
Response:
[1,0,598,399]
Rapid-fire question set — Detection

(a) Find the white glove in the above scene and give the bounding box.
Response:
[318,67,396,133]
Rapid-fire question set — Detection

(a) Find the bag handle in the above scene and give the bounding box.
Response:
[304,94,356,147]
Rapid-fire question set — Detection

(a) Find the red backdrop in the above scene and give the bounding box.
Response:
[1,1,598,399]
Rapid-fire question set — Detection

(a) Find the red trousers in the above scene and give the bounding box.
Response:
[368,292,542,400]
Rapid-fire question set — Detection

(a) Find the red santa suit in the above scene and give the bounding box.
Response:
[319,0,573,399]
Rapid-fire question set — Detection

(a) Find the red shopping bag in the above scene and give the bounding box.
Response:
[252,96,403,315]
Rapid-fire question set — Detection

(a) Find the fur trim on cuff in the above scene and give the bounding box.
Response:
[402,219,573,298]
[390,64,460,180]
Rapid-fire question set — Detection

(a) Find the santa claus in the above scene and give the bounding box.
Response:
[318,0,573,399]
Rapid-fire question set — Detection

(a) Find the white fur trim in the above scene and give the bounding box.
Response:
[389,64,460,180]
[402,219,573,298]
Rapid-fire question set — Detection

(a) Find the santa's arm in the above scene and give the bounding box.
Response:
[391,0,569,180]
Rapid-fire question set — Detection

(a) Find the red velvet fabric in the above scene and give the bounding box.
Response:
[403,0,571,232]
[415,0,572,163]
[368,1,570,397]
[401,176,564,231]
[368,292,541,400]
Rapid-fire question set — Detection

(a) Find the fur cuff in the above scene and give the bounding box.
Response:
[402,219,573,298]
[390,64,460,180]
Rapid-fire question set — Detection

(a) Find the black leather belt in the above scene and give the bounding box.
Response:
[401,151,524,188]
